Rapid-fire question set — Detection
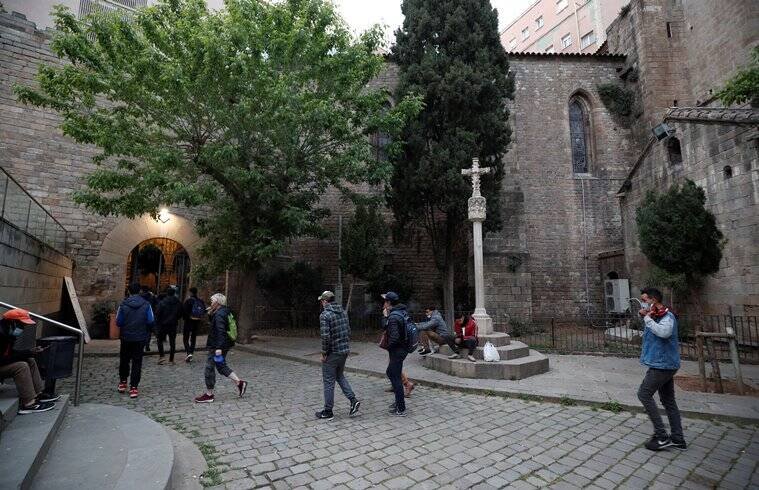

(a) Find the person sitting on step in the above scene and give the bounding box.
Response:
[0,309,59,414]
[452,312,478,362]
[416,306,457,356]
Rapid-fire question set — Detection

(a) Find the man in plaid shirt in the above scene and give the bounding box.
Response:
[315,291,360,420]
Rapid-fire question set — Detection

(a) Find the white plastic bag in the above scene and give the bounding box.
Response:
[483,341,500,362]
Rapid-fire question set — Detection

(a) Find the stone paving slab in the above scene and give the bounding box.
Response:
[240,336,759,423]
[61,350,759,489]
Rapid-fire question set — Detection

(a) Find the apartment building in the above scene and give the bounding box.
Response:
[500,0,629,53]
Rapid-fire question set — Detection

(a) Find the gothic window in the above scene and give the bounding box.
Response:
[667,137,683,165]
[569,99,590,173]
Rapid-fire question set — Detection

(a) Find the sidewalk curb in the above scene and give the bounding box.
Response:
[236,344,759,426]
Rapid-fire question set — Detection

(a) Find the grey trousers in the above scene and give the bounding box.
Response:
[637,368,684,441]
[322,352,355,411]
[205,350,233,390]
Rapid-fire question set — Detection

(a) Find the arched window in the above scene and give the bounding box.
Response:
[569,98,591,173]
[667,137,683,165]
[723,165,733,179]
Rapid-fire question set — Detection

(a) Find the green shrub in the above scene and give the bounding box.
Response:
[597,83,634,117]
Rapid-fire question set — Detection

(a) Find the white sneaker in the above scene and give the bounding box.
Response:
[448,353,461,359]
[467,355,476,362]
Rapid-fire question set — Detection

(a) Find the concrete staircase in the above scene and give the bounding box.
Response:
[0,385,205,489]
[421,332,550,380]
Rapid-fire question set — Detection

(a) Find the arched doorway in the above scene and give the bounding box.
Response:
[125,237,191,298]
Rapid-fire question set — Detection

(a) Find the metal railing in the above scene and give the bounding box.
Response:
[0,301,85,406]
[0,168,68,254]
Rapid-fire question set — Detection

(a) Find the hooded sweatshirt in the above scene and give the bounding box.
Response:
[320,302,350,355]
[116,294,155,342]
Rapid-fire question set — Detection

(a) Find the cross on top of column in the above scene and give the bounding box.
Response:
[461,158,491,197]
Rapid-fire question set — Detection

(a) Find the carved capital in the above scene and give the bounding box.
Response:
[468,196,487,221]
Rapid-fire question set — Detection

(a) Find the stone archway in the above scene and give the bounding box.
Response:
[93,213,202,305]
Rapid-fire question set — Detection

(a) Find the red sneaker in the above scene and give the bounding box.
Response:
[118,382,127,393]
[129,387,138,398]
[194,393,214,403]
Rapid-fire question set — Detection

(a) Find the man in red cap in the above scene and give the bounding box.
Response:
[0,308,59,414]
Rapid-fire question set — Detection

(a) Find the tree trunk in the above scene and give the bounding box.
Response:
[345,281,355,314]
[235,269,258,343]
[442,221,455,329]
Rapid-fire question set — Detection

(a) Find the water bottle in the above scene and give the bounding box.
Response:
[214,352,224,364]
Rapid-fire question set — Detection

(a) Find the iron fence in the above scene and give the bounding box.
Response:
[250,305,759,364]
[0,167,67,253]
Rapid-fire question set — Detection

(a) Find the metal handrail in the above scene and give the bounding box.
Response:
[0,301,85,406]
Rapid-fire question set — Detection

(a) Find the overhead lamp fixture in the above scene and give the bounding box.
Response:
[157,207,171,224]
[652,122,675,141]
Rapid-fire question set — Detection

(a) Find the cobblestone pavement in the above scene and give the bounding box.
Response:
[65,351,759,489]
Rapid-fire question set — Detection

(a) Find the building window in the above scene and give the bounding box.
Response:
[667,137,683,166]
[545,45,555,53]
[723,165,733,179]
[666,22,672,38]
[569,98,591,173]
[509,38,517,50]
[522,27,530,40]
[561,33,573,49]
[580,31,596,49]
[536,16,544,29]
[557,0,568,13]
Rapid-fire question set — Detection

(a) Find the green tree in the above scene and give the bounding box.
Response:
[387,0,513,325]
[636,180,725,309]
[15,0,420,329]
[716,47,759,107]
[340,202,387,313]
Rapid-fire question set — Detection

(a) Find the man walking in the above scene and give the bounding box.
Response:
[116,283,155,398]
[315,291,360,420]
[156,287,182,365]
[382,291,409,416]
[194,293,247,403]
[182,287,204,362]
[637,287,686,451]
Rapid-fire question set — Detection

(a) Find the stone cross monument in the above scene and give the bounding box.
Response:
[462,157,494,334]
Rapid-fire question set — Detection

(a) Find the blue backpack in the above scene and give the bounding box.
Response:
[391,310,419,353]
[190,297,206,320]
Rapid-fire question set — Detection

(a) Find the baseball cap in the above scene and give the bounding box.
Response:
[2,308,36,325]
[317,291,335,301]
[381,291,399,302]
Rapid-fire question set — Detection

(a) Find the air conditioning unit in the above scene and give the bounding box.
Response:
[605,279,630,314]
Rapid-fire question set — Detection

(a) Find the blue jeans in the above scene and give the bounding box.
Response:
[386,348,407,411]
[322,353,355,411]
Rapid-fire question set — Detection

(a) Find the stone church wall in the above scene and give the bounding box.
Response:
[489,54,637,318]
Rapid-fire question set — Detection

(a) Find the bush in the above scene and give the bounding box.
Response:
[597,83,634,118]
[90,300,116,339]
[256,261,325,310]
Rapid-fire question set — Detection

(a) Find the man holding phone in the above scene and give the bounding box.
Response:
[0,309,59,414]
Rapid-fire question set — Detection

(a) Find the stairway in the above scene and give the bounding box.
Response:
[0,384,205,490]
[421,332,550,380]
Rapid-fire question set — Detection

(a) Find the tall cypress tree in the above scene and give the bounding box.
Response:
[387,0,513,323]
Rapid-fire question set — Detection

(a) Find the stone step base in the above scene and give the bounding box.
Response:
[437,340,530,361]
[478,332,511,347]
[422,350,549,380]
[0,394,69,490]
[0,384,20,432]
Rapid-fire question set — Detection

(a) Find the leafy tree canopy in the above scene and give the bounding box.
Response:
[341,202,387,281]
[15,0,421,277]
[636,180,724,283]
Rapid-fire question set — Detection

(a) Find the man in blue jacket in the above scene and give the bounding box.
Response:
[637,287,686,451]
[116,283,155,398]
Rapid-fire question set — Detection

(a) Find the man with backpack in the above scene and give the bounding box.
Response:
[381,291,417,416]
[194,293,248,403]
[315,291,360,420]
[155,287,183,365]
[182,287,204,362]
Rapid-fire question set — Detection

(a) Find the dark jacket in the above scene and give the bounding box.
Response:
[320,303,350,355]
[156,295,182,329]
[383,304,408,350]
[0,320,31,366]
[183,295,200,322]
[206,306,233,350]
[116,294,155,342]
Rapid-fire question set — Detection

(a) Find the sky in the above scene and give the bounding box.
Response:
[333,0,534,42]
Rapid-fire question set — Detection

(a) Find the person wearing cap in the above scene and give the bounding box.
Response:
[0,309,59,414]
[194,293,248,403]
[315,291,360,420]
[381,291,409,416]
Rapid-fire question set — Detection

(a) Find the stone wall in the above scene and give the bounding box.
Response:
[487,54,637,318]
[0,218,73,315]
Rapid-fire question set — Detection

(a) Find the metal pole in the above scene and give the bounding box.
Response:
[551,317,555,348]
[74,333,84,406]
[727,307,745,395]
[696,334,706,391]
[336,215,343,306]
